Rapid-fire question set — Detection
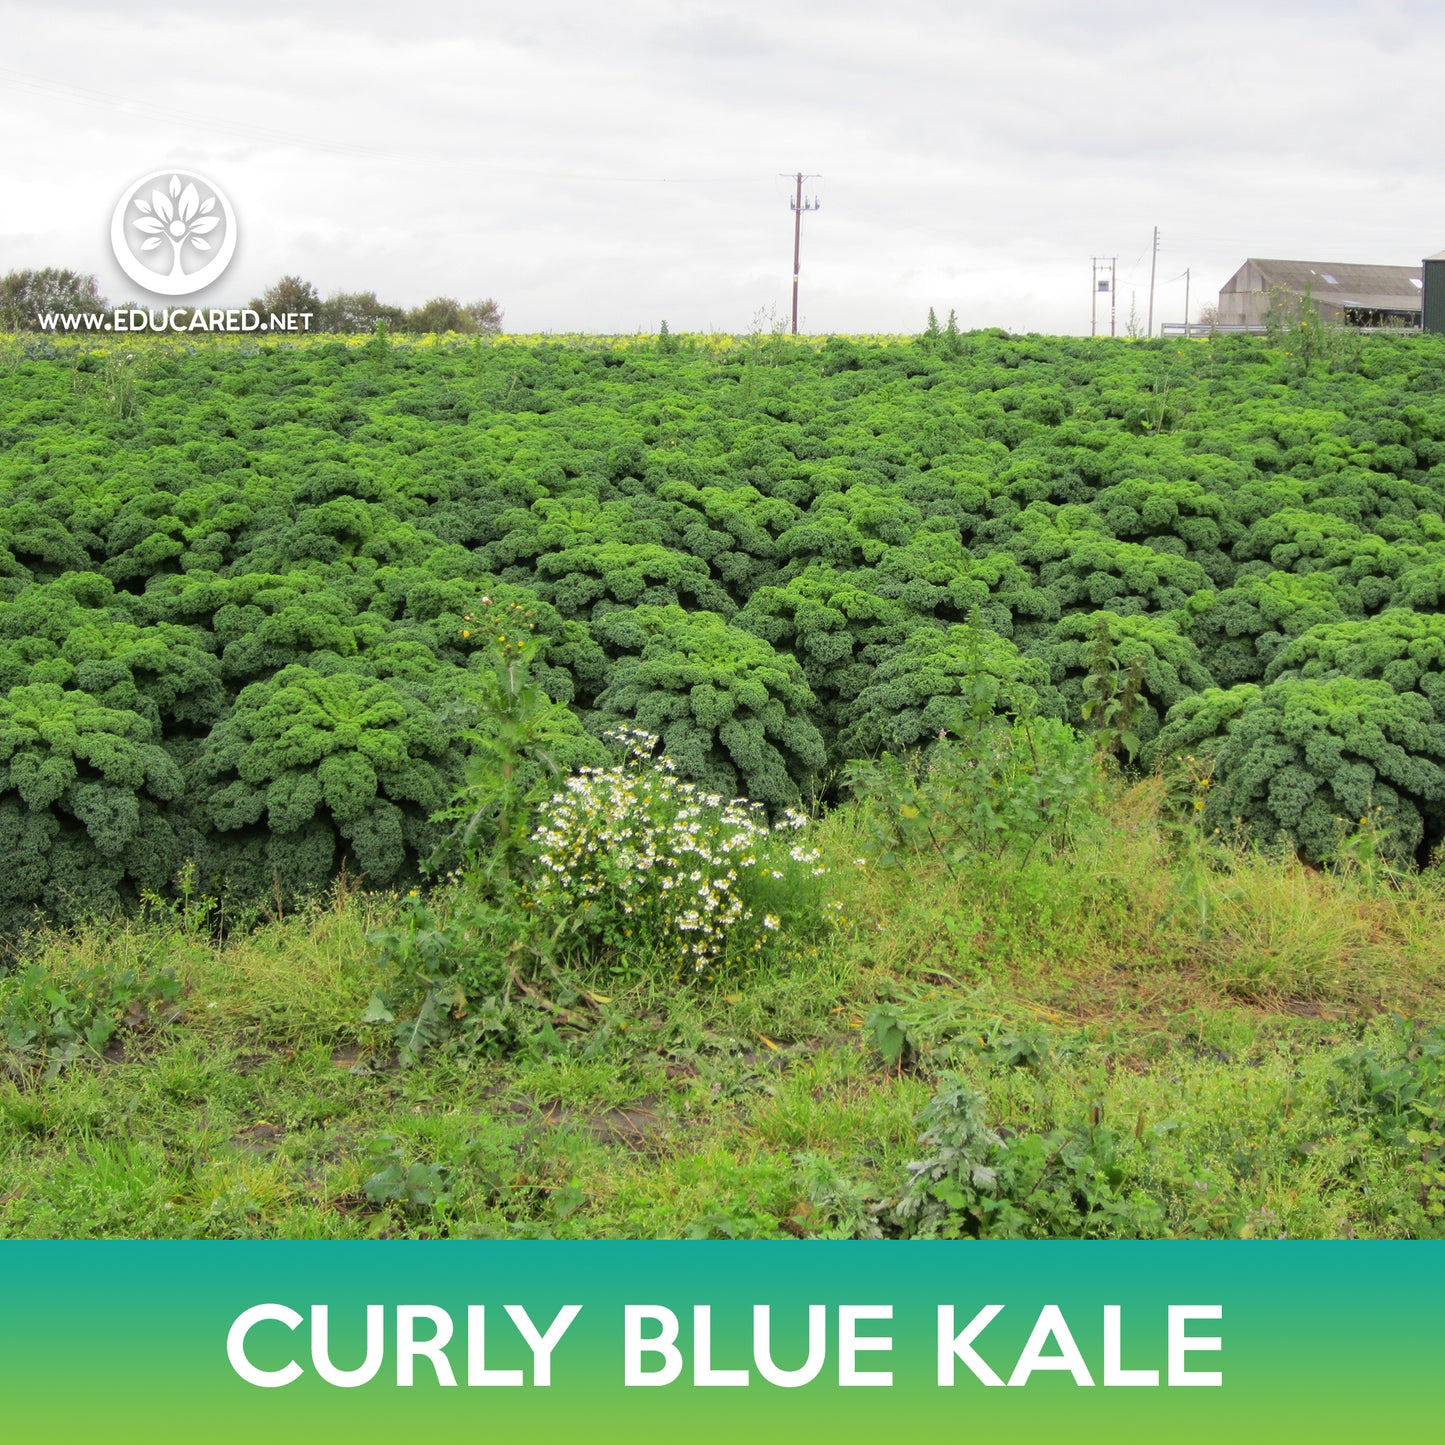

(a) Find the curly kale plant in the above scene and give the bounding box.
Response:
[843,623,1053,753]
[590,605,826,804]
[12,330,1445,919]
[0,683,183,927]
[1038,610,1216,752]
[867,540,1055,637]
[533,540,736,621]
[1265,610,1445,721]
[1090,476,1239,583]
[734,568,914,735]
[1006,507,1212,634]
[200,663,459,896]
[1184,571,1360,687]
[1153,676,1445,865]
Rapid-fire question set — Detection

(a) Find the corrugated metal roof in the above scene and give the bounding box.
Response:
[1246,258,1422,300]
[1425,248,1445,262]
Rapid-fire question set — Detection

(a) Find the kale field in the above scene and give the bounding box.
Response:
[3,327,1445,1240]
[7,328,1445,930]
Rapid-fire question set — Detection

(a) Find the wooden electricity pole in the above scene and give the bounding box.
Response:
[783,172,820,335]
[1146,226,1160,338]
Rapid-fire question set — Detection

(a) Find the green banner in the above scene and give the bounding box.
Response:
[0,1242,1436,1442]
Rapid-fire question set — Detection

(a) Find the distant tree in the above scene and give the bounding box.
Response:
[942,307,962,358]
[0,269,109,330]
[404,297,467,333]
[248,275,322,321]
[464,297,504,335]
[402,296,504,334]
[922,306,941,347]
[317,291,405,333]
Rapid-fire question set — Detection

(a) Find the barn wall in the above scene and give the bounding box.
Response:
[1425,259,1445,334]
[1217,261,1270,325]
[1217,288,1270,325]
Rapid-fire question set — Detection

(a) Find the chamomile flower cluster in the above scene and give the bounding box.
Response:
[527,728,820,977]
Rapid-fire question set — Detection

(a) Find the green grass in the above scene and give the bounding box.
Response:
[2,779,1443,1240]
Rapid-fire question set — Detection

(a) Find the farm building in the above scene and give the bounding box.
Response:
[1424,249,1445,333]
[1217,258,1422,328]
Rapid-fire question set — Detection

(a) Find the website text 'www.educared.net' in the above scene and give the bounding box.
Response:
[33,308,315,333]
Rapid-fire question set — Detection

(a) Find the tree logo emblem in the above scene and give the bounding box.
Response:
[109,169,238,297]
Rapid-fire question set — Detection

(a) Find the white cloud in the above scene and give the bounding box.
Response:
[1,0,1442,333]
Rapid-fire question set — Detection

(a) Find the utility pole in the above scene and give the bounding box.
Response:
[1183,267,1191,338]
[1092,256,1118,337]
[1146,226,1160,338]
[782,172,820,335]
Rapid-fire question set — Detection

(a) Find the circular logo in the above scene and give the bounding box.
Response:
[110,170,237,297]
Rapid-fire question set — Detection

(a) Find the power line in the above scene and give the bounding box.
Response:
[1118,269,1188,289]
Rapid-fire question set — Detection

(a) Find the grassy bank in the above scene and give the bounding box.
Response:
[3,772,1442,1241]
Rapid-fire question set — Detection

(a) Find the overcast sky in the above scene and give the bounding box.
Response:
[1,0,1441,335]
